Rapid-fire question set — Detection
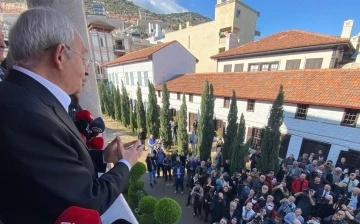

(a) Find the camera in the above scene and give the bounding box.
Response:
[318,197,330,204]
[335,194,350,209]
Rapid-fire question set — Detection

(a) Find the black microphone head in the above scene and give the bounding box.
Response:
[89,117,105,137]
[74,120,91,140]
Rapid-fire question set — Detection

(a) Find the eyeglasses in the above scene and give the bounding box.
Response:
[65,45,93,68]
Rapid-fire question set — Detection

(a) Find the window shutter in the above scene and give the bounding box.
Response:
[234,63,244,72]
[246,127,253,141]
[223,64,232,72]
[305,58,323,69]
[286,59,301,70]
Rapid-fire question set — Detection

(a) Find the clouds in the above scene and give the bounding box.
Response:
[132,0,188,14]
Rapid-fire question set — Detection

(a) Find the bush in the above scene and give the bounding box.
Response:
[139,196,158,215]
[154,198,182,224]
[131,180,145,192]
[139,213,156,224]
[129,162,146,183]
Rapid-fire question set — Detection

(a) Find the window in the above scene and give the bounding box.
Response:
[223,97,230,108]
[261,64,269,71]
[125,72,129,85]
[236,9,241,18]
[177,93,181,100]
[249,64,259,71]
[157,91,161,98]
[295,104,309,119]
[341,109,359,127]
[144,71,149,87]
[247,100,255,112]
[286,59,301,70]
[223,64,232,72]
[219,47,225,53]
[130,72,134,85]
[305,58,323,69]
[100,37,104,47]
[251,128,264,149]
[270,63,278,71]
[137,72,142,86]
[189,94,193,102]
[234,63,244,72]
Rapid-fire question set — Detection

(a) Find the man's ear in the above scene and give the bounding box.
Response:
[52,44,67,69]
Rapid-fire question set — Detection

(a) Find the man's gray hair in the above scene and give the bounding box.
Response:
[9,6,76,67]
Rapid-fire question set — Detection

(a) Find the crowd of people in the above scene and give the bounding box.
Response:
[143,134,360,224]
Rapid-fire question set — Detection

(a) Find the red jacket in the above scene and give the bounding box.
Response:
[291,178,308,194]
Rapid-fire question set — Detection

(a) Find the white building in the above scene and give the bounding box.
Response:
[103,40,197,110]
[155,69,360,168]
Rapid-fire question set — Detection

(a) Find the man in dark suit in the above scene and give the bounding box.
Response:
[0,7,143,224]
[315,184,336,202]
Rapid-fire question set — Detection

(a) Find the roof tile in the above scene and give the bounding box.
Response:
[156,69,360,109]
[211,30,349,59]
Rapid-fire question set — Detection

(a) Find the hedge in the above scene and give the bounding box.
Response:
[154,198,182,224]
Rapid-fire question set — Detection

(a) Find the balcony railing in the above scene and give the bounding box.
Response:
[114,45,125,51]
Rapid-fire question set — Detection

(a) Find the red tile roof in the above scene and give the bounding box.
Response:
[155,69,360,109]
[211,30,350,59]
[103,40,177,67]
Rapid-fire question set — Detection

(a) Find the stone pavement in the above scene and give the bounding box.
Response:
[103,117,204,224]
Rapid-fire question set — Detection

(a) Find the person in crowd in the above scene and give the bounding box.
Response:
[272,182,290,208]
[223,201,241,223]
[191,181,204,218]
[148,134,156,154]
[252,174,269,193]
[324,210,347,224]
[145,153,157,188]
[251,147,262,170]
[289,161,302,180]
[215,151,224,169]
[314,195,335,220]
[186,156,197,187]
[336,158,348,171]
[186,173,200,206]
[173,161,185,194]
[309,176,324,192]
[189,131,198,152]
[138,128,146,147]
[283,154,296,167]
[305,160,318,175]
[193,119,198,134]
[284,208,304,224]
[210,192,227,223]
[196,161,208,185]
[297,153,310,164]
[155,149,165,178]
[338,173,360,193]
[242,201,256,224]
[292,174,309,194]
[0,29,6,82]
[278,196,296,217]
[203,188,215,223]
[163,154,172,181]
[294,189,316,221]
[346,187,360,210]
[315,184,336,202]
[224,159,231,174]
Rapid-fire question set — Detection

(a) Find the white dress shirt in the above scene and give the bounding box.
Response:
[13,65,131,170]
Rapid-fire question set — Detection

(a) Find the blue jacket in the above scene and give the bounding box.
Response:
[156,152,165,165]
[173,166,185,180]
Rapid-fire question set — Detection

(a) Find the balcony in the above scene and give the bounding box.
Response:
[255,26,261,36]
[219,37,226,44]
[114,45,126,52]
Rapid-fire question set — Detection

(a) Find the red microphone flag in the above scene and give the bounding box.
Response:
[55,206,100,224]
[75,110,94,124]
[87,137,105,150]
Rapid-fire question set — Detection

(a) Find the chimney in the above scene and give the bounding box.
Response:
[186,21,190,28]
[341,19,354,39]
[225,33,239,51]
[179,24,182,30]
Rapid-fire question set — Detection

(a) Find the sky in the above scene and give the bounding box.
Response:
[132,0,360,38]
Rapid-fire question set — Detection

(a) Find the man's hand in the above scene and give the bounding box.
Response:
[104,137,121,163]
[117,138,144,167]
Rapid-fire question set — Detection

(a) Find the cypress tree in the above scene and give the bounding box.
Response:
[109,83,116,119]
[197,81,215,161]
[136,83,147,133]
[114,86,122,121]
[257,85,285,174]
[130,107,137,133]
[159,80,172,149]
[222,90,238,160]
[120,81,130,127]
[98,81,105,114]
[104,83,111,116]
[146,81,160,138]
[230,113,250,174]
[178,93,189,154]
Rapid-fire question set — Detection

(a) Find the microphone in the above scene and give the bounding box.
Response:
[87,137,105,150]
[55,206,100,224]
[75,110,94,124]
[74,120,90,141]
[89,117,106,137]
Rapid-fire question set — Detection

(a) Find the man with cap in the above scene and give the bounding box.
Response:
[191,180,204,218]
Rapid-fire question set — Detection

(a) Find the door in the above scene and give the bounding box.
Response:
[299,139,331,161]
[189,113,197,132]
[279,134,291,159]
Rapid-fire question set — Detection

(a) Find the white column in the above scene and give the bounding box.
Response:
[26,0,102,118]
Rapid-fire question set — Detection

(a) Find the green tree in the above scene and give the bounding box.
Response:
[136,83,147,133]
[97,80,106,114]
[120,81,130,127]
[230,113,251,174]
[114,86,122,121]
[197,81,215,161]
[257,85,285,174]
[146,81,160,138]
[159,80,172,149]
[178,93,189,154]
[130,107,137,133]
[222,90,238,160]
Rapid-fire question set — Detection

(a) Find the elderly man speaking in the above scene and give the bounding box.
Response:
[0,7,143,224]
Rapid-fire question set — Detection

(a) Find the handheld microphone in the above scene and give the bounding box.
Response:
[54,206,100,224]
[74,120,90,140]
[89,117,106,137]
[87,137,105,150]
[75,110,94,124]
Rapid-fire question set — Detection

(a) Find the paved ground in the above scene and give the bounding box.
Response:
[103,117,204,224]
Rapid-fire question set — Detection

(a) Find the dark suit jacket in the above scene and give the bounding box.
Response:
[173,166,185,180]
[315,188,336,202]
[0,69,129,223]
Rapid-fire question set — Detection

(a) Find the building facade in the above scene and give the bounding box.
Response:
[104,41,197,109]
[155,70,360,168]
[165,0,260,73]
